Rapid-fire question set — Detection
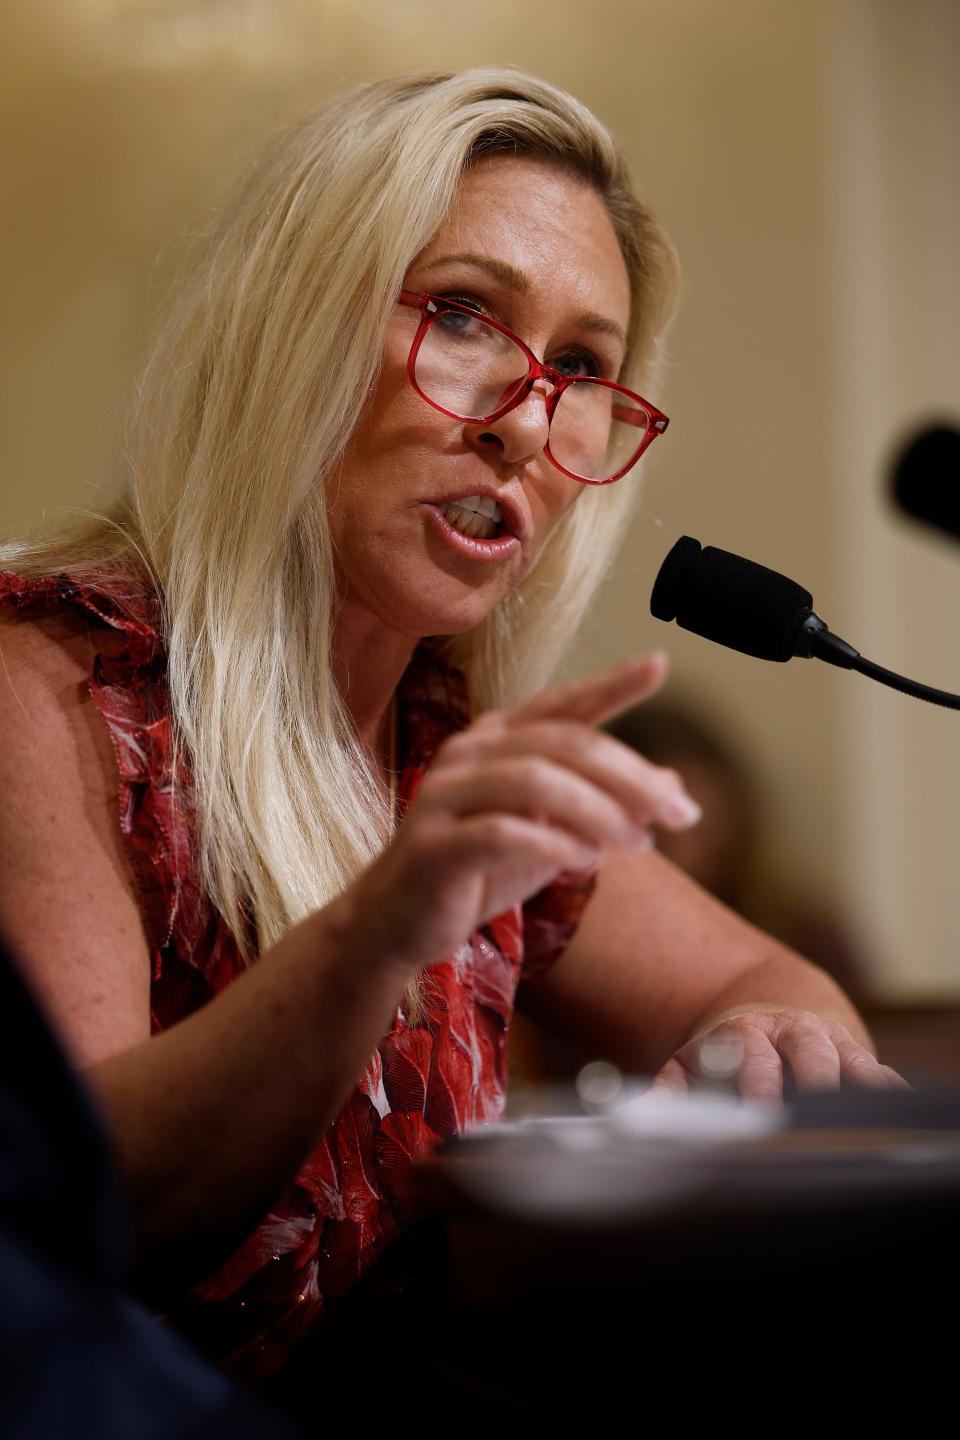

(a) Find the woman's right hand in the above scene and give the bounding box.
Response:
[337,652,703,975]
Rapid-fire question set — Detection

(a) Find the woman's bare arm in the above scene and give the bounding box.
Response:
[0,613,410,1293]
[0,612,153,1063]
[519,846,885,1093]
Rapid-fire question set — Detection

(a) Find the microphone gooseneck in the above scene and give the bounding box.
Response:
[650,536,960,712]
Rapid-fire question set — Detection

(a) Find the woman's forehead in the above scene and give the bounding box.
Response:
[415,155,631,322]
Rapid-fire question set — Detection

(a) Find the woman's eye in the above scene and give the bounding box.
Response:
[435,309,474,335]
[551,349,602,380]
[433,294,489,336]
[442,293,486,312]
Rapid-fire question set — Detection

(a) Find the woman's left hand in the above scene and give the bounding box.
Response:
[650,1007,910,1102]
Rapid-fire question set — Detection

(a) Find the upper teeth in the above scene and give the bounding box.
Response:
[447,495,502,522]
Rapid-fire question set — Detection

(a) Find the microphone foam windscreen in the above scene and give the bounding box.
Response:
[651,537,813,662]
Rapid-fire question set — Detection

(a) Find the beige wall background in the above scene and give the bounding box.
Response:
[2,0,958,997]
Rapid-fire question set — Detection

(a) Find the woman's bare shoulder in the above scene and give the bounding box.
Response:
[0,605,119,803]
[0,606,151,1064]
[0,599,94,666]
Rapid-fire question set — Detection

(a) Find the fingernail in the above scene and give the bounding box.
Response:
[663,794,702,827]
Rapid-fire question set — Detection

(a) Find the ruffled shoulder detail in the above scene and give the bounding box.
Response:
[0,569,210,974]
[0,567,163,661]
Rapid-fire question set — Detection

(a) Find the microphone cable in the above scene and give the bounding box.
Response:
[816,631,960,711]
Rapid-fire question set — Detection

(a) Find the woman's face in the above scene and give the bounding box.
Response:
[329,154,632,639]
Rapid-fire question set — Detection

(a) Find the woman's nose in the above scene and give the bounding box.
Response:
[465,380,552,468]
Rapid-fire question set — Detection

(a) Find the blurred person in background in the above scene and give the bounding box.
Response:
[0,68,904,1394]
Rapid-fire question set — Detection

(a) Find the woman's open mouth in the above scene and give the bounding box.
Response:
[423,492,522,561]
[440,494,504,539]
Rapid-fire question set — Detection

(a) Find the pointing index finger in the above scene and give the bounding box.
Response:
[508,652,670,729]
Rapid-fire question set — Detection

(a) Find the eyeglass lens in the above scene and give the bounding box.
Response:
[414,307,650,482]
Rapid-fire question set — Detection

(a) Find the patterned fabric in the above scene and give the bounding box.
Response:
[0,569,596,1377]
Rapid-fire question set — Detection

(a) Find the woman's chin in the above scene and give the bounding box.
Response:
[395,574,517,637]
[336,539,523,640]
[399,565,519,637]
[406,593,506,638]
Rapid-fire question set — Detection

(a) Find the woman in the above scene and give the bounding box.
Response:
[0,69,902,1377]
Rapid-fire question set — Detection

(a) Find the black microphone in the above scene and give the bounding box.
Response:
[890,423,960,542]
[650,536,960,711]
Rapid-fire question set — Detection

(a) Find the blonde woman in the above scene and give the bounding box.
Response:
[0,70,901,1378]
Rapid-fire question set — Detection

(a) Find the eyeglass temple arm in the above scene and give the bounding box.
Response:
[397,289,435,312]
[613,404,670,432]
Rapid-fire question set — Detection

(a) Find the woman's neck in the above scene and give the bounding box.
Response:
[332,597,418,760]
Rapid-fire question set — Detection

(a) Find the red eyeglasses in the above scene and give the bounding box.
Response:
[395,290,669,485]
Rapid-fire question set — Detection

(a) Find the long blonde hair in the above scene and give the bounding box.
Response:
[2,68,679,963]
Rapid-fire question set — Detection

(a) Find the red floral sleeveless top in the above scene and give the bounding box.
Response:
[0,570,596,1377]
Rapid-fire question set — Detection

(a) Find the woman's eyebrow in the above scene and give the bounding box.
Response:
[419,251,530,292]
[576,311,626,350]
[419,250,627,350]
